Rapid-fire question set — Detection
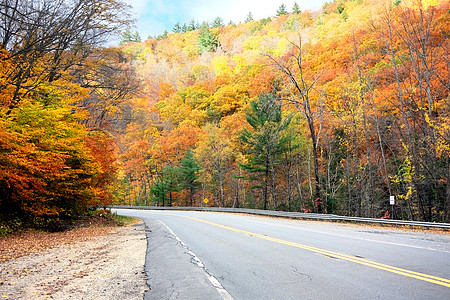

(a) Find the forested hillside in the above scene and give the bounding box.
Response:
[117,0,449,222]
[1,0,449,230]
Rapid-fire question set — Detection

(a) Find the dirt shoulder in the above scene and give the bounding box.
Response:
[0,220,147,299]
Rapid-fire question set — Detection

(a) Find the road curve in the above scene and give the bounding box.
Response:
[113,209,450,300]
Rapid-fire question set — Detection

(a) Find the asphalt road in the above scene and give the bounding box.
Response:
[112,209,450,300]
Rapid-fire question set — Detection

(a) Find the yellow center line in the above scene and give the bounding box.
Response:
[157,212,450,288]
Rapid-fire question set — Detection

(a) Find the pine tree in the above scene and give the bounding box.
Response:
[150,166,180,206]
[292,2,301,14]
[163,166,180,206]
[150,180,168,206]
[239,93,293,210]
[153,30,169,41]
[182,23,188,33]
[276,4,288,16]
[188,19,197,31]
[245,12,253,23]
[197,24,219,52]
[212,17,225,28]
[119,28,141,45]
[178,150,202,206]
[173,22,182,33]
[133,31,141,42]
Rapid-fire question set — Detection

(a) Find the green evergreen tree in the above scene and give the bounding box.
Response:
[154,30,169,41]
[260,17,271,27]
[178,150,202,206]
[188,19,197,31]
[119,28,141,45]
[292,2,301,14]
[181,23,188,33]
[133,31,141,42]
[197,24,219,52]
[150,165,180,206]
[239,93,293,210]
[276,4,288,16]
[245,12,253,23]
[150,179,168,206]
[173,22,182,33]
[163,165,180,206]
[212,17,224,28]
[278,117,303,211]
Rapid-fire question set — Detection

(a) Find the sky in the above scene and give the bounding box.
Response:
[121,0,329,40]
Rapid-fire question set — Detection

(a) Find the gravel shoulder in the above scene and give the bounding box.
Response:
[0,221,147,299]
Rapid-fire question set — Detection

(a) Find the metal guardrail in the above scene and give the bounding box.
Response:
[109,205,450,231]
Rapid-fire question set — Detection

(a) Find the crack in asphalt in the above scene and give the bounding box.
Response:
[291,265,312,281]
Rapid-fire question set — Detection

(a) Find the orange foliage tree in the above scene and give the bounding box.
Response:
[0,0,132,229]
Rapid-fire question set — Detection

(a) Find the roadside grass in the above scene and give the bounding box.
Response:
[0,209,138,238]
[110,212,137,226]
[87,209,138,227]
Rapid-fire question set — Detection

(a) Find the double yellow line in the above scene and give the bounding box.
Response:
[164,213,450,288]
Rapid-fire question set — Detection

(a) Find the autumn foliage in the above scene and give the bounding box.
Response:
[117,0,450,222]
[0,0,131,231]
[1,0,449,227]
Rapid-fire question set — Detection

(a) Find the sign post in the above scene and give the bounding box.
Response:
[203,197,209,207]
[390,196,395,219]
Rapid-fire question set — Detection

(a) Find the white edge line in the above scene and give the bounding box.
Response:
[157,220,235,300]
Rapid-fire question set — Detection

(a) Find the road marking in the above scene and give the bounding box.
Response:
[161,212,450,288]
[157,220,235,300]
[232,216,450,253]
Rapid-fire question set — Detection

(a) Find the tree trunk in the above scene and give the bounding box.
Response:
[263,161,269,210]
[267,36,323,213]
